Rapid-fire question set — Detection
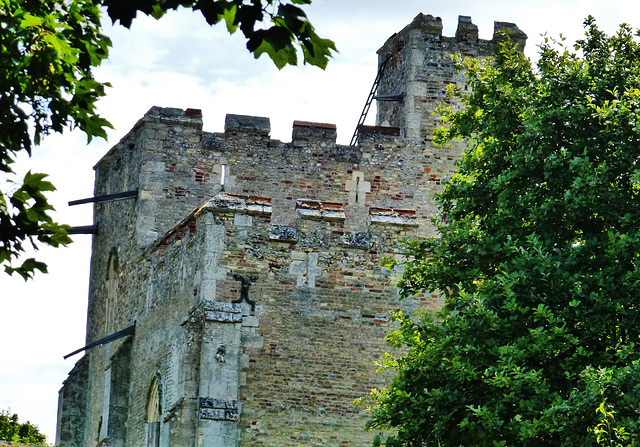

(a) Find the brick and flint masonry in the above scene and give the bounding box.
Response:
[56,14,526,447]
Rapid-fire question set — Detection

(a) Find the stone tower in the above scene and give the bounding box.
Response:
[376,13,526,140]
[56,14,525,447]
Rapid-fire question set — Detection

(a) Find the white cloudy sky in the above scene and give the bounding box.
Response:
[2,0,640,442]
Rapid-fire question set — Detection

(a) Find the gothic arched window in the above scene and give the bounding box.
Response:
[145,376,162,447]
[106,249,118,333]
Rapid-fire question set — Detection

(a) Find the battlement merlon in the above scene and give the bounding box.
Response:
[93,106,204,172]
[493,21,527,51]
[225,114,270,136]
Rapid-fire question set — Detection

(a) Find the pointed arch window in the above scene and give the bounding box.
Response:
[145,376,162,447]
[106,249,119,333]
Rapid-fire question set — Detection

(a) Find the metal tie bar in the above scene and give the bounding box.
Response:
[69,190,138,206]
[64,323,136,359]
[372,93,405,101]
[68,225,98,235]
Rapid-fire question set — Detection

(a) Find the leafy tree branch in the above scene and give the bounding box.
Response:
[0,410,47,445]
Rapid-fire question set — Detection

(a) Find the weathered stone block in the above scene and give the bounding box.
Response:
[234,214,252,227]
[224,114,270,136]
[200,398,239,422]
[205,311,243,323]
[241,316,259,327]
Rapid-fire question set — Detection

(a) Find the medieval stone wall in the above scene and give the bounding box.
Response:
[72,109,212,447]
[58,13,526,447]
[62,106,463,447]
[208,196,422,446]
[56,357,88,446]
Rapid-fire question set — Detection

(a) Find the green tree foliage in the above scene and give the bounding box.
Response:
[103,0,336,69]
[0,0,335,280]
[1,0,106,279]
[367,18,640,446]
[0,410,47,445]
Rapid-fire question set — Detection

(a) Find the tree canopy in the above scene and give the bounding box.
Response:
[0,0,335,280]
[367,18,640,446]
[0,410,47,445]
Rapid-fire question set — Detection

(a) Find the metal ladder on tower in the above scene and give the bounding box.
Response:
[349,54,403,147]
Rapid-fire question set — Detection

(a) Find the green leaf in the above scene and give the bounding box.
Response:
[150,4,167,20]
[221,3,238,34]
[278,3,307,34]
[251,37,297,69]
[247,27,298,68]
[20,13,43,28]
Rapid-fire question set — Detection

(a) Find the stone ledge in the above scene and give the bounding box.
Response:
[369,207,418,226]
[145,106,203,123]
[296,199,345,221]
[293,120,336,130]
[207,193,273,215]
[203,301,242,323]
[292,120,337,143]
[184,301,243,325]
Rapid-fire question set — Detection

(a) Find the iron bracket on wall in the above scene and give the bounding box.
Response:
[67,225,98,235]
[232,274,258,311]
[69,190,138,206]
[64,323,136,359]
